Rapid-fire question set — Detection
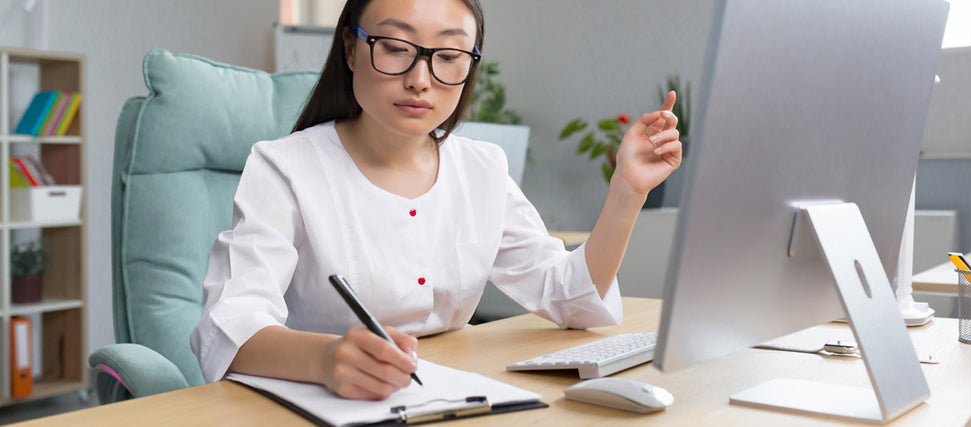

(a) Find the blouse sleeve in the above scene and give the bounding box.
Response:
[488,176,623,329]
[190,143,303,383]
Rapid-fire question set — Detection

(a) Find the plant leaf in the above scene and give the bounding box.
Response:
[559,119,587,140]
[576,133,595,154]
[601,162,614,183]
[590,143,609,159]
[598,118,621,132]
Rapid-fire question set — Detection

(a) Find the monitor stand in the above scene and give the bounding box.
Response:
[729,202,929,423]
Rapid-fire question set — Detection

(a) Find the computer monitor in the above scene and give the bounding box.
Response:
[654,0,949,422]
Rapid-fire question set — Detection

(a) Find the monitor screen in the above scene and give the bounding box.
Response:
[655,0,949,372]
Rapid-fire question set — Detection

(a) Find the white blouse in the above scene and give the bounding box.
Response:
[190,121,623,383]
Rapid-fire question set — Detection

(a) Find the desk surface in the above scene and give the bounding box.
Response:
[16,298,971,426]
[548,230,591,247]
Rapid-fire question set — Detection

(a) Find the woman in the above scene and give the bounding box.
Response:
[191,0,681,401]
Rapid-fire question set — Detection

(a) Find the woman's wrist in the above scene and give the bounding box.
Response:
[313,333,342,387]
[608,173,649,212]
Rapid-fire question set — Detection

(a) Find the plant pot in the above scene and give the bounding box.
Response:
[453,122,531,186]
[12,274,42,303]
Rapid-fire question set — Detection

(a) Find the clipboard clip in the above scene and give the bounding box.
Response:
[391,396,491,423]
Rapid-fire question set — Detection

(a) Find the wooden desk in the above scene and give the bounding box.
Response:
[548,230,591,247]
[912,257,965,293]
[15,298,971,426]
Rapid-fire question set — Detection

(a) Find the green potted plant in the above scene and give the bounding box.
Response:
[456,61,531,184]
[11,240,47,303]
[466,61,522,125]
[558,74,691,208]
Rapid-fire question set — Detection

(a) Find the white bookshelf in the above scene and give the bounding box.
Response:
[0,46,87,406]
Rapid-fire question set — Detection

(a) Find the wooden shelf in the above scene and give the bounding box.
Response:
[6,220,83,230]
[4,135,82,145]
[1,46,87,406]
[7,298,84,316]
[0,379,87,407]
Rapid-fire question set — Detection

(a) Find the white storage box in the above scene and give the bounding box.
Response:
[10,186,82,223]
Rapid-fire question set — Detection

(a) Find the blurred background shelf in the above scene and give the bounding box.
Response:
[0,46,87,407]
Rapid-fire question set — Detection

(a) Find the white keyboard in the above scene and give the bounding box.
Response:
[506,332,658,379]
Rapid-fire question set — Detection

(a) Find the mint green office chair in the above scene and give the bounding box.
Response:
[88,50,317,403]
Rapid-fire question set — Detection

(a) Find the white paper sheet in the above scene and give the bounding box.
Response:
[228,359,542,426]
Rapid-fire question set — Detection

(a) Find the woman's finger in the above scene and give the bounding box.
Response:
[333,336,413,390]
[648,129,680,149]
[660,90,677,112]
[653,139,682,156]
[628,111,664,138]
[334,365,399,400]
[661,111,678,132]
[385,327,418,360]
[348,327,416,374]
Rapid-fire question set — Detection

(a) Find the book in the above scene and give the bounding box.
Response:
[14,91,59,136]
[12,157,40,187]
[39,92,70,137]
[24,155,55,185]
[54,92,82,137]
[227,359,546,426]
[9,160,32,187]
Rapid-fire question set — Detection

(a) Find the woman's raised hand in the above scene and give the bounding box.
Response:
[613,90,682,197]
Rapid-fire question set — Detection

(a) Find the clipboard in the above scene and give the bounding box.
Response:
[243,385,548,426]
[228,359,547,426]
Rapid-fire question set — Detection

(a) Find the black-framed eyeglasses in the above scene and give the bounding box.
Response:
[353,26,482,86]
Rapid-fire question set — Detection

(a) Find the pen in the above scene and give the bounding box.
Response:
[328,274,423,386]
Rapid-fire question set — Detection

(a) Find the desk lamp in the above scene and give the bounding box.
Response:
[892,74,941,326]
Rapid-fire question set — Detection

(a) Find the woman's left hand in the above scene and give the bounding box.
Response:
[612,91,682,197]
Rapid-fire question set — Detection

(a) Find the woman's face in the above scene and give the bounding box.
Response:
[348,0,477,139]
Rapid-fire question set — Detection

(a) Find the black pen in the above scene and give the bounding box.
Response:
[328,274,423,386]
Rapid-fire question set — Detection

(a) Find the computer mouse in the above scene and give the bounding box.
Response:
[564,377,673,413]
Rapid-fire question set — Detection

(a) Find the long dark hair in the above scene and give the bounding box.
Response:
[291,0,485,143]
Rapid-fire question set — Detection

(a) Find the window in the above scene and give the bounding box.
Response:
[943,0,971,48]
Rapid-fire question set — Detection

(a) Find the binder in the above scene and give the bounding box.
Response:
[54,93,82,137]
[38,92,68,137]
[14,91,58,136]
[12,157,40,186]
[10,317,33,398]
[228,359,546,426]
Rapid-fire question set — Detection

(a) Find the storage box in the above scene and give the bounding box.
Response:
[10,186,82,223]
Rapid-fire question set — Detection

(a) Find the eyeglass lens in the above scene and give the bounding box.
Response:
[371,38,475,85]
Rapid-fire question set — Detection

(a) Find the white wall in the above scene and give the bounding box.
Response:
[1,0,278,360]
[480,0,716,230]
[0,0,719,362]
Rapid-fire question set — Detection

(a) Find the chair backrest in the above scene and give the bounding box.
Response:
[112,50,318,385]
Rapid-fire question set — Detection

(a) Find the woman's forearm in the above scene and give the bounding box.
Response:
[229,325,337,384]
[584,176,649,298]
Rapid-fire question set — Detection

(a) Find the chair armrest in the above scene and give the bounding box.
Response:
[89,343,190,403]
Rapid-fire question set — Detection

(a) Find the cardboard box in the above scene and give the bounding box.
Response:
[10,186,82,223]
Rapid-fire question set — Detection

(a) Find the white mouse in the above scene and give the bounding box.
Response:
[564,377,673,413]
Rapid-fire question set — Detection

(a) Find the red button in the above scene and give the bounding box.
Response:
[418,277,426,285]
[409,209,417,217]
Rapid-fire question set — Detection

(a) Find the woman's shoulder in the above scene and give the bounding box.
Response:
[252,121,339,156]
